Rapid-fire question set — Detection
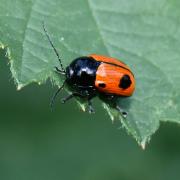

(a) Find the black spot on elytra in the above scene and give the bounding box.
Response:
[119,75,131,89]
[98,83,106,88]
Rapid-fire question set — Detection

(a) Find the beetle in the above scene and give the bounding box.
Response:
[43,24,135,117]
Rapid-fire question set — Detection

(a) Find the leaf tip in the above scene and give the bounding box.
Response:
[17,84,23,91]
[140,140,146,150]
[140,136,151,150]
[78,101,86,112]
[0,43,11,60]
[0,44,5,49]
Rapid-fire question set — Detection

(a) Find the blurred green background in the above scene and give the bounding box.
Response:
[1,50,180,180]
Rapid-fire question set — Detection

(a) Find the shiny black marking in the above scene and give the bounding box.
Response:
[98,83,106,88]
[66,56,101,94]
[119,75,131,89]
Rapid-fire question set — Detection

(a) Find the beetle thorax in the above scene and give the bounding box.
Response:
[65,57,100,89]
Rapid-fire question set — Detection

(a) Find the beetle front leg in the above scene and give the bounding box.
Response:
[61,93,84,104]
[87,99,95,114]
[55,66,65,75]
[116,105,128,118]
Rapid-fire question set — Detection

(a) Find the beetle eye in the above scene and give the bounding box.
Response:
[119,75,131,89]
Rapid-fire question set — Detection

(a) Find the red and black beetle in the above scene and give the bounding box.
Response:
[43,24,135,117]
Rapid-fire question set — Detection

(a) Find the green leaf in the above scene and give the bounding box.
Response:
[0,0,180,147]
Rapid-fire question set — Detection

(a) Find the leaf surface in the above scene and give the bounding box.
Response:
[0,0,180,147]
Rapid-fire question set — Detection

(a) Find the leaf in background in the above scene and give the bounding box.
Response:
[0,0,180,147]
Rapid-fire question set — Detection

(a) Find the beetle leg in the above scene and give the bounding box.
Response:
[54,66,65,75]
[87,100,95,114]
[61,93,84,104]
[62,93,95,114]
[50,80,67,110]
[116,105,128,118]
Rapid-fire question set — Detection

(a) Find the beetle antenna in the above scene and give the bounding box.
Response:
[50,80,66,110]
[43,21,65,72]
